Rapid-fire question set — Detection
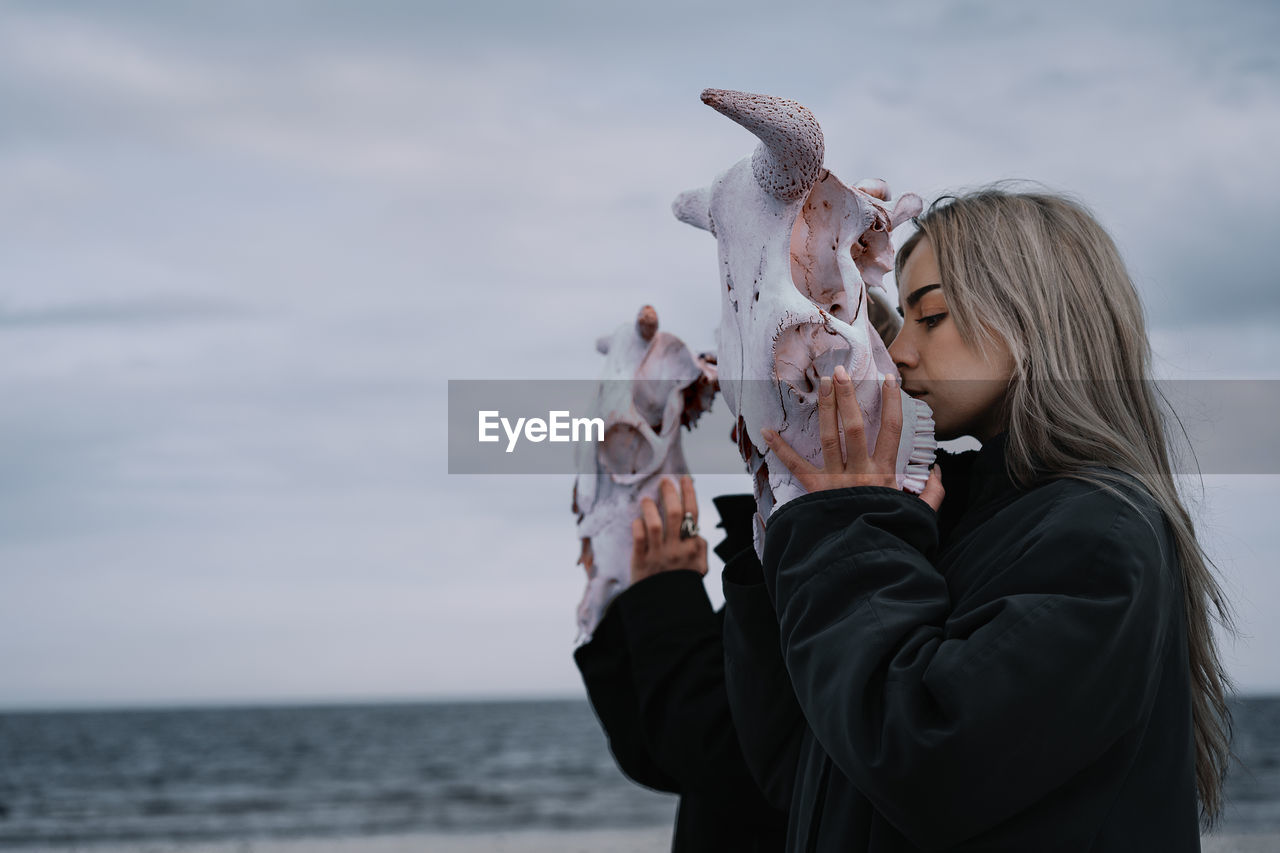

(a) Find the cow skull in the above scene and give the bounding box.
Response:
[673,88,937,556]
[571,305,717,642]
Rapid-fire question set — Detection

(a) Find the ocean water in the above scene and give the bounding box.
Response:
[0,697,1274,846]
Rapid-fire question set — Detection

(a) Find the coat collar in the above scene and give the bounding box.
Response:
[966,431,1019,510]
[936,431,1027,545]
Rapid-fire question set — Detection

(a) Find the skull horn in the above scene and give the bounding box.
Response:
[700,88,824,202]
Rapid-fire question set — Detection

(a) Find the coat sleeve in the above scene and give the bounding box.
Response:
[760,484,1175,851]
[573,603,680,793]
[613,569,783,820]
[721,544,805,812]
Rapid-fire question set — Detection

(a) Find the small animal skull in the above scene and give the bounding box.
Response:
[673,88,937,555]
[571,305,717,642]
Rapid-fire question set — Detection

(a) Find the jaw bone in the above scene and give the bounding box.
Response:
[571,305,717,642]
[673,88,936,556]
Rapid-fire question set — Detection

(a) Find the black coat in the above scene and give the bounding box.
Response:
[573,499,787,853]
[721,433,1201,852]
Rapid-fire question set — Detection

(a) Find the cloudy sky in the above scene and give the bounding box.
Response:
[0,0,1277,708]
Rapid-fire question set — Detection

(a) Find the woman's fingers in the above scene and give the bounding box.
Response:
[761,427,818,485]
[833,364,867,472]
[659,477,682,543]
[630,518,647,563]
[758,367,909,494]
[873,375,904,469]
[640,496,664,551]
[919,463,945,512]
[817,374,843,472]
[679,475,698,525]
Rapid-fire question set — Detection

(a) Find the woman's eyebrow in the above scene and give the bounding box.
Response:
[905,283,942,308]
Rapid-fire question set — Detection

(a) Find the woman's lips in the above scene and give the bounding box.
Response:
[902,387,927,398]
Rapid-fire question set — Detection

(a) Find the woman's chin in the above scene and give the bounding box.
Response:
[929,414,961,443]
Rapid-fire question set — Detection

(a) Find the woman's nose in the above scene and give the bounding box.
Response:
[888,329,917,369]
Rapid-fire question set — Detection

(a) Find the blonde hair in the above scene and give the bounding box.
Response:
[896,183,1237,829]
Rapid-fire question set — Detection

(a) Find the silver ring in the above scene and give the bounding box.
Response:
[679,512,698,539]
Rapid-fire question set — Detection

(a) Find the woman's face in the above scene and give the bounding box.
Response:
[888,237,1015,442]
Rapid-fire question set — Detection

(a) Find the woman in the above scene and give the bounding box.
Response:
[573,477,786,853]
[712,186,1235,852]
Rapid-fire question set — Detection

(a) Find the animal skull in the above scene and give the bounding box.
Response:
[673,88,937,556]
[571,305,717,642]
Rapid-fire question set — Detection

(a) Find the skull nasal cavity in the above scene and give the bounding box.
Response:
[774,323,852,398]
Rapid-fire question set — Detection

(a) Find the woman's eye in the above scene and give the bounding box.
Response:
[917,312,947,330]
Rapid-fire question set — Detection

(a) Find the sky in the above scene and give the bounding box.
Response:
[0,0,1278,708]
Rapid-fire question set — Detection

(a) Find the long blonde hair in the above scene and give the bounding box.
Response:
[895,183,1237,828]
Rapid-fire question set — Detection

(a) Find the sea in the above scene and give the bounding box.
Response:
[0,696,1275,847]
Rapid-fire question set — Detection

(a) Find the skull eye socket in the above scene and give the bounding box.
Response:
[789,179,876,325]
[630,382,669,432]
[598,423,655,476]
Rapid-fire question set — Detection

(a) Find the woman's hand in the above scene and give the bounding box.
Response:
[630,475,708,584]
[761,364,944,511]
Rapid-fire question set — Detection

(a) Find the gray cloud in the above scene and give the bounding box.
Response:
[0,295,243,327]
[0,0,1277,706]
